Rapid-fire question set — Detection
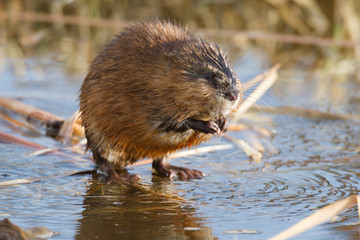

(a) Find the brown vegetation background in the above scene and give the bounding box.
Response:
[0,0,359,77]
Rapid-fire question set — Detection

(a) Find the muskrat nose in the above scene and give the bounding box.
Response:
[229,92,238,102]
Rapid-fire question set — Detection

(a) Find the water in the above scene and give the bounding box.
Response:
[0,51,359,239]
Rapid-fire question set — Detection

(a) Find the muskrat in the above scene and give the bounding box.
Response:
[79,21,241,183]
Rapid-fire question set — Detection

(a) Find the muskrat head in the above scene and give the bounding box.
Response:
[173,39,241,121]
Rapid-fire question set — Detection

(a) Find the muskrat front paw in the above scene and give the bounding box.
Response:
[186,118,219,134]
[217,118,229,135]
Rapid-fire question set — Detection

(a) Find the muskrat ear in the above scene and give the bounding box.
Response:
[205,72,215,80]
[165,52,179,71]
[165,52,176,62]
[205,72,217,81]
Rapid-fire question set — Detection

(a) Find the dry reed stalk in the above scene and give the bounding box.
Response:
[57,111,82,144]
[227,124,247,132]
[270,195,360,240]
[242,131,265,153]
[73,123,85,138]
[0,131,87,162]
[0,113,26,127]
[172,144,234,158]
[0,96,62,123]
[223,134,262,163]
[0,170,96,187]
[251,126,274,138]
[0,131,45,149]
[0,96,84,137]
[0,112,42,135]
[261,138,279,156]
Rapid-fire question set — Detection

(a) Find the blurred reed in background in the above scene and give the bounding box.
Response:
[0,0,359,77]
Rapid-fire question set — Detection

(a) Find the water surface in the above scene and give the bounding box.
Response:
[0,51,359,239]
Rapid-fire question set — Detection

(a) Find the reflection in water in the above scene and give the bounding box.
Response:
[76,173,216,240]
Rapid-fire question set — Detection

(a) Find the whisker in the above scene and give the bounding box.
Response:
[242,74,267,90]
[242,95,277,114]
[237,64,280,114]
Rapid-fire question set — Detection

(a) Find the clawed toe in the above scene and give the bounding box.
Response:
[153,161,204,180]
[217,118,229,135]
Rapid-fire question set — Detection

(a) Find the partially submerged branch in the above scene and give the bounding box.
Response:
[0,96,62,123]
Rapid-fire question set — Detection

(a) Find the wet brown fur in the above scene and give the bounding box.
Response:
[79,21,241,168]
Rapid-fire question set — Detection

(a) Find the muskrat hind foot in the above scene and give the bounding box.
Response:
[152,158,204,180]
[98,162,141,184]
